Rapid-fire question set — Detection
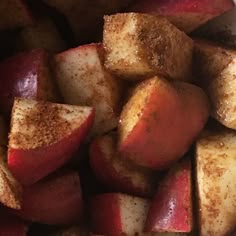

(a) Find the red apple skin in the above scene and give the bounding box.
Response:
[0,208,28,236]
[15,171,83,225]
[8,115,94,186]
[145,158,192,232]
[90,133,156,197]
[89,194,123,236]
[0,49,59,116]
[118,77,209,170]
[130,0,234,32]
[8,99,94,186]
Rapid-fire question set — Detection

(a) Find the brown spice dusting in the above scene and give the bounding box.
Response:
[11,100,73,149]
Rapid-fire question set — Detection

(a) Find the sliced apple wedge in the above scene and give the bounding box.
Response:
[0,49,60,116]
[90,133,156,197]
[194,40,236,130]
[0,147,22,210]
[118,76,209,170]
[145,158,192,233]
[53,43,122,137]
[196,128,236,236]
[15,170,83,225]
[8,98,94,185]
[103,13,193,81]
[89,193,150,235]
[0,0,33,30]
[130,0,234,33]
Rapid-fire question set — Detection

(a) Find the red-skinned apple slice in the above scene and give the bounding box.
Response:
[130,0,234,32]
[196,129,236,236]
[89,193,150,236]
[0,208,28,236]
[0,147,22,209]
[145,158,192,233]
[0,0,34,30]
[90,133,157,197]
[53,43,122,137]
[8,98,94,185]
[15,170,83,225]
[0,49,60,116]
[118,76,209,170]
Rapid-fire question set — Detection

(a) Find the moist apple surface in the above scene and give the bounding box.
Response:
[0,1,235,236]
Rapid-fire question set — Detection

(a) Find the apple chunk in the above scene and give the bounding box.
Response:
[0,147,22,210]
[196,128,236,236]
[130,0,234,33]
[0,0,33,30]
[53,43,122,137]
[103,13,193,81]
[8,98,94,185]
[145,158,192,233]
[118,76,209,170]
[89,193,150,235]
[194,40,236,130]
[15,170,83,225]
[0,49,60,116]
[90,133,156,197]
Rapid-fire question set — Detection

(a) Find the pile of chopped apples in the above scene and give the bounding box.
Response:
[0,0,235,236]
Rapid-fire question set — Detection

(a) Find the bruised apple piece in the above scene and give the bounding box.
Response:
[0,208,28,236]
[194,40,236,130]
[0,0,33,30]
[0,147,22,209]
[90,133,156,197]
[0,49,60,116]
[54,43,122,137]
[145,158,192,233]
[15,170,83,225]
[130,0,234,33]
[89,193,150,235]
[103,13,193,81]
[8,98,94,185]
[17,16,66,53]
[118,76,209,170]
[196,128,236,236]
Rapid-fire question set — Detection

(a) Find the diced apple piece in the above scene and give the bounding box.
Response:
[54,43,122,137]
[145,158,192,233]
[0,49,60,116]
[118,76,209,170]
[103,13,193,81]
[8,98,94,185]
[0,0,33,30]
[194,40,236,130]
[0,147,22,209]
[15,171,83,225]
[0,208,28,236]
[196,128,236,236]
[90,133,156,197]
[17,16,66,53]
[89,193,150,235]
[130,0,234,33]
